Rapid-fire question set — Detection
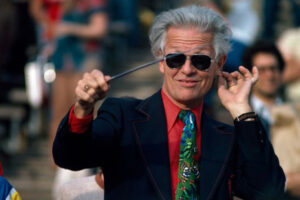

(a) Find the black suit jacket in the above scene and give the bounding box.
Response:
[53,90,285,200]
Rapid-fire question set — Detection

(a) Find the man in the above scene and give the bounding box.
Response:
[242,40,285,137]
[53,5,285,200]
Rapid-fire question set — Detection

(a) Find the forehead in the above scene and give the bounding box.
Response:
[164,26,214,53]
[253,52,278,66]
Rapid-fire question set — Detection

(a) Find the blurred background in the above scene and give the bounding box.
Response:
[0,0,299,199]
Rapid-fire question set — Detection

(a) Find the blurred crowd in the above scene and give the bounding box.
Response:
[1,0,300,199]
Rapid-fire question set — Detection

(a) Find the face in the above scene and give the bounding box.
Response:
[252,53,282,98]
[159,26,225,109]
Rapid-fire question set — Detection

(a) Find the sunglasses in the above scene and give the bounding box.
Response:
[164,53,214,71]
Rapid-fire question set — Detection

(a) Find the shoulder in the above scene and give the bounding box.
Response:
[101,90,161,109]
[101,96,142,110]
[0,176,13,191]
[0,177,21,199]
[203,111,235,134]
[98,91,162,118]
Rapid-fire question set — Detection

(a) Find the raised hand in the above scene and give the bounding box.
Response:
[74,69,111,118]
[217,66,259,119]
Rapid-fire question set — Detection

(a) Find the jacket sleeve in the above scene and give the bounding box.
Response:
[232,117,286,200]
[52,98,122,170]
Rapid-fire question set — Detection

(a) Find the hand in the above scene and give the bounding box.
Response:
[74,70,111,117]
[217,66,259,118]
[286,172,300,196]
[54,22,72,37]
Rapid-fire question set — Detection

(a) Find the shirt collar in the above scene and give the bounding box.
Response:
[250,94,282,123]
[161,89,203,132]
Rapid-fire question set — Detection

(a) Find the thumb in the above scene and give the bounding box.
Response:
[251,66,259,83]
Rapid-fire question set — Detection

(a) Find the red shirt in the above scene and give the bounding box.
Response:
[68,106,93,133]
[68,91,203,199]
[161,90,203,199]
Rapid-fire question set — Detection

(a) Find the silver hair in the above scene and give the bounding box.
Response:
[149,5,232,60]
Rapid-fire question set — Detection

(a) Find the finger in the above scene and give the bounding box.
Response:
[238,66,252,79]
[222,71,237,87]
[75,86,95,103]
[217,72,226,90]
[77,79,89,93]
[76,77,101,102]
[83,72,100,90]
[104,75,111,82]
[251,66,259,83]
[231,71,244,82]
[91,70,110,92]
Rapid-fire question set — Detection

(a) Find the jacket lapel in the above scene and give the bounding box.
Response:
[199,112,235,200]
[132,91,235,200]
[132,91,172,200]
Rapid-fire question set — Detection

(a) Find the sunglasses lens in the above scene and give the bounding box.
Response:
[191,55,211,70]
[166,54,186,68]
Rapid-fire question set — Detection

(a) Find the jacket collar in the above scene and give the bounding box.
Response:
[132,90,235,200]
[133,90,172,200]
[200,112,235,199]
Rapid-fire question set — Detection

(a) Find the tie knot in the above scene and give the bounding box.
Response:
[178,110,196,125]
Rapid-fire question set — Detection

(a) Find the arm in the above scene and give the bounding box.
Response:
[286,172,300,196]
[217,66,285,198]
[233,118,285,199]
[53,70,113,170]
[29,0,47,26]
[282,59,300,83]
[55,12,108,39]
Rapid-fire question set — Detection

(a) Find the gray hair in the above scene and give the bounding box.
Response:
[149,5,232,60]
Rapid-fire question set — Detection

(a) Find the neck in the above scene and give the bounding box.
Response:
[164,93,203,110]
[252,91,278,106]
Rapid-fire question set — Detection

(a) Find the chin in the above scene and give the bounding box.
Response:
[177,96,202,107]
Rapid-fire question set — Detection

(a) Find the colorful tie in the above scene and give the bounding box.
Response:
[175,110,200,200]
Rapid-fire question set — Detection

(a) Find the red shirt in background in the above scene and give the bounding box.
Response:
[0,162,3,176]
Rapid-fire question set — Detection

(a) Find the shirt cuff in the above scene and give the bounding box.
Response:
[68,105,93,134]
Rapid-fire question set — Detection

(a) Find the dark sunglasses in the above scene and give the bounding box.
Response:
[165,53,214,71]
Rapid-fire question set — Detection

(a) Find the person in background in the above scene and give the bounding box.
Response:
[53,5,285,200]
[31,0,108,198]
[51,0,108,197]
[242,39,300,199]
[272,28,300,200]
[0,162,22,200]
[56,169,104,200]
[242,40,285,138]
[261,0,300,40]
[222,0,260,73]
[29,0,63,45]
[277,28,300,102]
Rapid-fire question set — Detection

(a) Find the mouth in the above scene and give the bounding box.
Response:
[178,79,199,87]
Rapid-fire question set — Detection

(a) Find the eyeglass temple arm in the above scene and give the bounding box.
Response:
[109,45,212,82]
[109,54,181,82]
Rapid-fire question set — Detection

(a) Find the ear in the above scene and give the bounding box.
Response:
[157,51,165,74]
[216,55,226,72]
[159,60,165,73]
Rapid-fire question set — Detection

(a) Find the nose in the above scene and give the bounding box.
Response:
[180,56,197,75]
